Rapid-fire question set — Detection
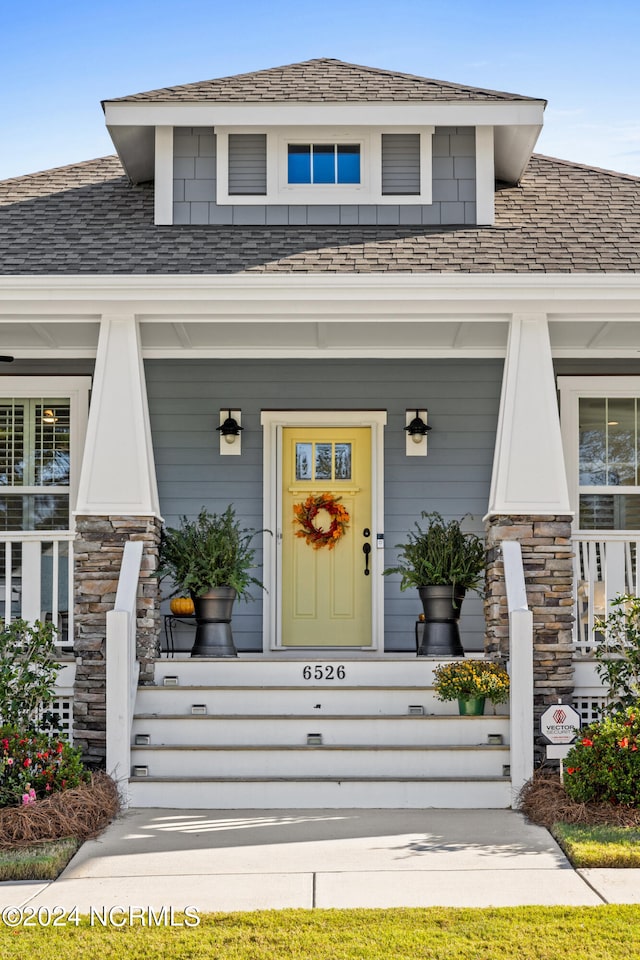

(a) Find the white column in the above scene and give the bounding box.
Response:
[75,314,160,517]
[486,313,571,517]
[475,126,495,226]
[154,126,174,225]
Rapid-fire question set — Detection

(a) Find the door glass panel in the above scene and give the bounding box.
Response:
[295,443,312,480]
[334,443,352,479]
[315,443,332,479]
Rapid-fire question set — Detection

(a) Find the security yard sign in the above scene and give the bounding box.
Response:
[540,704,581,744]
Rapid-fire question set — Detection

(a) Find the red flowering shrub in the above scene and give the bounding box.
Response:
[0,727,89,808]
[563,705,640,807]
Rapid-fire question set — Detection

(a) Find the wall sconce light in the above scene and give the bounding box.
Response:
[42,408,58,424]
[217,409,242,455]
[405,409,431,457]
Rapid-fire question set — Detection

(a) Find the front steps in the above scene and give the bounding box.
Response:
[127,657,511,809]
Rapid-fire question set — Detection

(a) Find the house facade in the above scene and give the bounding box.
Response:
[1,59,639,806]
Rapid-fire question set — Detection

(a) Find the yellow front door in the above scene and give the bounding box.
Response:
[281,427,372,647]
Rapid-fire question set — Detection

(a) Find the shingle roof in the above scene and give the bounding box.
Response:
[0,154,638,275]
[105,58,541,104]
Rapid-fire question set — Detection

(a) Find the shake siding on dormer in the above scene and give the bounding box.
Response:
[172,127,476,226]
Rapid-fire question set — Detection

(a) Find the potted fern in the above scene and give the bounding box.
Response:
[384,512,485,657]
[157,505,265,657]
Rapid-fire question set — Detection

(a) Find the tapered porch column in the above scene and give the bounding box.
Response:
[485,314,574,725]
[74,314,161,764]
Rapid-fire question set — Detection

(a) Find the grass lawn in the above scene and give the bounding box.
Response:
[1,907,640,959]
[552,823,640,868]
[0,838,81,881]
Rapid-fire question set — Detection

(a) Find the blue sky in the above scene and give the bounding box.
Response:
[1,0,639,180]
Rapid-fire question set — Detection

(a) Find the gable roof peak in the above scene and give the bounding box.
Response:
[106,56,543,104]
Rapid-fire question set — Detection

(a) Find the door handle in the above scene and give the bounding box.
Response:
[363,542,371,576]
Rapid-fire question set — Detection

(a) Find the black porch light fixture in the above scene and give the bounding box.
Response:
[217,409,243,455]
[405,409,432,444]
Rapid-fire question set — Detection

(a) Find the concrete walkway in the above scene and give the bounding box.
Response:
[1,808,638,913]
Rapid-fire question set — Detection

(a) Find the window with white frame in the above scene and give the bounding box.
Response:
[215,126,433,205]
[287,143,361,184]
[560,377,640,530]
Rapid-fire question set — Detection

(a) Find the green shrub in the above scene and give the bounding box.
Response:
[563,705,640,807]
[0,618,60,729]
[594,594,640,713]
[0,727,89,807]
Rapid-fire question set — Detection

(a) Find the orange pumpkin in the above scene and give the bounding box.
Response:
[170,597,195,616]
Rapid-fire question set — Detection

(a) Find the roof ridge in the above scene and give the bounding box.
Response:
[531,152,640,183]
[105,57,541,104]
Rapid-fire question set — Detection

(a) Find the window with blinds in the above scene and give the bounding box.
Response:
[578,396,640,530]
[0,399,70,531]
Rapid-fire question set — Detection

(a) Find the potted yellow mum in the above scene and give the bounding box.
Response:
[433,660,510,715]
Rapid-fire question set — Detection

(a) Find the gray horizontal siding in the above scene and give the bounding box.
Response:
[172,127,476,226]
[228,134,267,195]
[146,358,502,654]
[382,134,420,195]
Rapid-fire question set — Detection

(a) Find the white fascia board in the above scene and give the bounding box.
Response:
[2,273,640,305]
[103,100,545,128]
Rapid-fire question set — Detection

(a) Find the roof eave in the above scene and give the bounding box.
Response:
[104,99,545,186]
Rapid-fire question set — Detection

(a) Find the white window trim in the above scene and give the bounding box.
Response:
[559,375,640,527]
[216,126,433,206]
[0,377,91,532]
[260,409,387,654]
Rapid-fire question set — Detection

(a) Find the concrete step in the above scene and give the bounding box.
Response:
[152,656,463,688]
[131,713,510,747]
[134,685,487,716]
[127,775,512,809]
[129,743,509,778]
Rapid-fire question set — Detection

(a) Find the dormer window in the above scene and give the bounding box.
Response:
[287,143,361,184]
[214,126,434,206]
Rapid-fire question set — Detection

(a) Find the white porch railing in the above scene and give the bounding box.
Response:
[0,531,74,645]
[501,540,534,803]
[572,533,640,656]
[106,540,143,803]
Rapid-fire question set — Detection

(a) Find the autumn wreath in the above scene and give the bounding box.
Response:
[293,492,350,550]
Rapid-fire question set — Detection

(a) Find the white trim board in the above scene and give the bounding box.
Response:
[260,410,387,653]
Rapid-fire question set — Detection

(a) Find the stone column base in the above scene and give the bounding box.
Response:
[73,515,161,765]
[485,515,574,726]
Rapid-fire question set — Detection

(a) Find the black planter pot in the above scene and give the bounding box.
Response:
[191,587,238,657]
[417,585,466,657]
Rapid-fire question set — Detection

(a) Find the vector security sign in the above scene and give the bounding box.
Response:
[540,704,581,744]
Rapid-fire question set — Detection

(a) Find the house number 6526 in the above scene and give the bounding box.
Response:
[302,665,346,680]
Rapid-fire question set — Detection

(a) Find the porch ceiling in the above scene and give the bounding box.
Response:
[0,320,100,356]
[138,319,510,356]
[549,319,640,354]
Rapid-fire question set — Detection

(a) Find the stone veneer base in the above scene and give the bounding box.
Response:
[484,515,574,729]
[73,515,161,765]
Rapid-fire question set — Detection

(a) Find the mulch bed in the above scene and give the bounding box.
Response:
[519,769,640,829]
[0,772,120,847]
